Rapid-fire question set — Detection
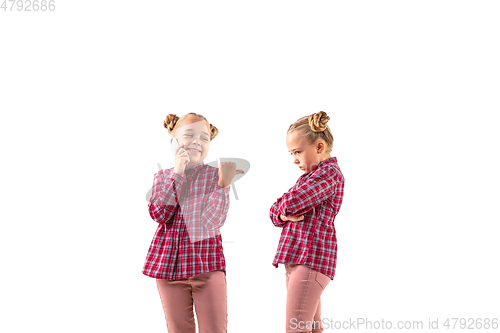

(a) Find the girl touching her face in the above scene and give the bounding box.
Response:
[143,113,243,333]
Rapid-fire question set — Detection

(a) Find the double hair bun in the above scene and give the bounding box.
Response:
[163,113,219,141]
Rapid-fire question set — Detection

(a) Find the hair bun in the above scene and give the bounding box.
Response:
[209,123,219,140]
[163,114,180,133]
[308,111,330,132]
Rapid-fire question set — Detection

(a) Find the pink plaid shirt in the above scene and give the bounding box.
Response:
[142,161,231,280]
[270,157,344,280]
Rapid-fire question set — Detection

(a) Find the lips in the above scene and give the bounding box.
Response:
[187,148,202,153]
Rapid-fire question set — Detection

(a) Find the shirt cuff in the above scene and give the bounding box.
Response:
[215,183,231,193]
[170,171,185,189]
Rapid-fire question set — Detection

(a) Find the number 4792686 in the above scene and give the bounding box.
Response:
[1,0,56,11]
[443,318,498,330]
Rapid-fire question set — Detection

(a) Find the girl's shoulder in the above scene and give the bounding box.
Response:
[158,164,219,177]
[154,167,175,181]
[153,163,219,183]
[201,163,220,177]
[316,157,345,181]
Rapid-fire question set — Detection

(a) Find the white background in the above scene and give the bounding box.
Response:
[1,1,499,332]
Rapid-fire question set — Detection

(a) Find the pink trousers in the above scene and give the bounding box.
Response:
[156,270,227,333]
[285,263,331,333]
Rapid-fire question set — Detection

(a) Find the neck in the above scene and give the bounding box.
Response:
[186,160,202,170]
[319,153,332,162]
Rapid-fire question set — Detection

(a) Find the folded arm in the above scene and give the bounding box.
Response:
[270,196,289,227]
[270,166,338,226]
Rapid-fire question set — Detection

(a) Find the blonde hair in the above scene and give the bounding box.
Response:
[288,111,334,152]
[163,112,219,140]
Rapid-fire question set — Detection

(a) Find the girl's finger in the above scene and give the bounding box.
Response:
[175,143,184,154]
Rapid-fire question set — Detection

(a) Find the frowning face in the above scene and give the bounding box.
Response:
[172,117,211,168]
[286,130,323,174]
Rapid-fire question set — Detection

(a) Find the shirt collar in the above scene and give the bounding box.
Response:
[299,156,337,180]
[186,161,205,175]
[317,156,336,168]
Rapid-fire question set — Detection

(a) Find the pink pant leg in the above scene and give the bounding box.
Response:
[314,299,322,333]
[285,264,330,333]
[156,278,196,333]
[190,270,228,333]
[156,270,227,333]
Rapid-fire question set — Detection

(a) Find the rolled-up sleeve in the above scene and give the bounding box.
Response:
[270,197,288,227]
[201,184,231,230]
[148,171,184,224]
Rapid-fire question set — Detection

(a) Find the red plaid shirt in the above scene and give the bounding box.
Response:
[270,157,344,280]
[142,161,231,280]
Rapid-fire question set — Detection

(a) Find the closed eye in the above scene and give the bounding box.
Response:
[184,134,209,142]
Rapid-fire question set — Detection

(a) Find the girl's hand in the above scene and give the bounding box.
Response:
[173,143,190,175]
[218,161,244,188]
[280,214,304,222]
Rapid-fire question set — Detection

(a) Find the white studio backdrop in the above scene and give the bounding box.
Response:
[1,1,499,332]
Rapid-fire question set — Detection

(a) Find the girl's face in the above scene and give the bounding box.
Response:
[286,130,324,174]
[172,117,211,168]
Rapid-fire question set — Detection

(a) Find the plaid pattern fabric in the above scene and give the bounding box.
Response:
[142,161,231,280]
[270,157,345,280]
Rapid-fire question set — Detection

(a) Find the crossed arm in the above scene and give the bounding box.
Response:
[270,166,337,227]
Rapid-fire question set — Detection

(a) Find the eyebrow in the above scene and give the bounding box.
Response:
[184,129,210,136]
[288,147,299,152]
